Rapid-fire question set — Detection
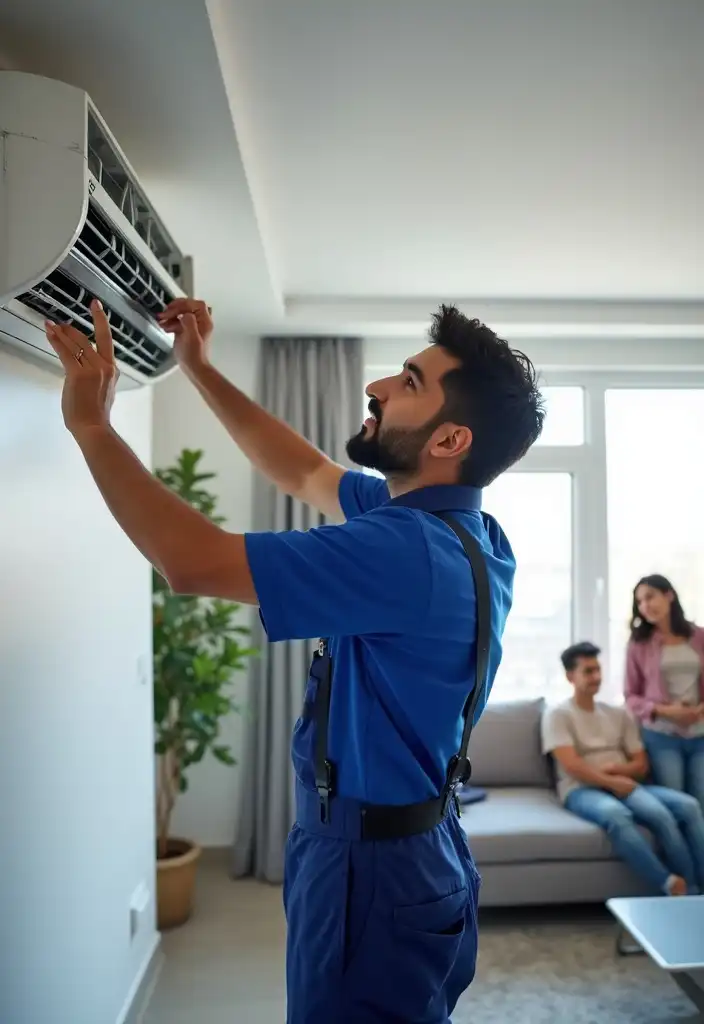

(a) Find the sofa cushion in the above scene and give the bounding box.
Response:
[462,788,621,865]
[469,699,552,788]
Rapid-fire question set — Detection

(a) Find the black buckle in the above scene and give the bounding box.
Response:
[440,754,472,817]
[448,753,472,787]
[316,759,335,823]
[440,786,454,818]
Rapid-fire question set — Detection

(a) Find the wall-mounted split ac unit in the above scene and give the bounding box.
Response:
[0,71,191,389]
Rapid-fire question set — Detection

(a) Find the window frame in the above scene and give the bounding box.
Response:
[363,362,704,697]
[530,368,704,688]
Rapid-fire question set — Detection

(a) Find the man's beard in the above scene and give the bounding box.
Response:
[345,402,438,476]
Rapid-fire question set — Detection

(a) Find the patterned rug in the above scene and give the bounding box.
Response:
[454,906,699,1023]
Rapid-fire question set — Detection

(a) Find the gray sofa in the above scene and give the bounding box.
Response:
[463,698,654,907]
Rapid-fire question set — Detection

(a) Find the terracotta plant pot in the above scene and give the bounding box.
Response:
[156,837,202,930]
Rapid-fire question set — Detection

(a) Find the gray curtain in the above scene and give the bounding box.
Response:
[230,336,363,883]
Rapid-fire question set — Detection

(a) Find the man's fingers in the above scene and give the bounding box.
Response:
[91,299,115,362]
[158,298,211,321]
[45,322,78,371]
[45,300,115,369]
[160,298,208,314]
[158,299,192,321]
[159,312,203,337]
[51,323,100,367]
[157,316,181,333]
[180,312,201,335]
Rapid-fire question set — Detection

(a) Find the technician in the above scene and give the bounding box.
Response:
[45,298,544,1023]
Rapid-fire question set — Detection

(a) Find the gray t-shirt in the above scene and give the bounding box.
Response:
[541,698,644,802]
[647,643,704,738]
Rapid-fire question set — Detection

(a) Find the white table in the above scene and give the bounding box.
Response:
[607,896,704,1018]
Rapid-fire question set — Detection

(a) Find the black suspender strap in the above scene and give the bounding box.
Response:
[313,641,335,823]
[434,513,492,816]
[310,512,491,836]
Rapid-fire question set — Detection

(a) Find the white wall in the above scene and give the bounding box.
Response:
[0,351,157,1024]
[151,340,258,848]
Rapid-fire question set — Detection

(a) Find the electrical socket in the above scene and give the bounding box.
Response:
[137,654,149,686]
[129,881,151,941]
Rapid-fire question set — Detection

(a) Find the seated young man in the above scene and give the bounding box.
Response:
[542,641,704,896]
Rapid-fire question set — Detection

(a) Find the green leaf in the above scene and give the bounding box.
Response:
[152,446,258,812]
[212,745,237,766]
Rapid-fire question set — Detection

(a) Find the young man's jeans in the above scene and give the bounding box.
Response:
[642,729,704,814]
[565,785,704,893]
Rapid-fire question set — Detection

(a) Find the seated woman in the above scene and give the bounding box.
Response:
[625,574,704,812]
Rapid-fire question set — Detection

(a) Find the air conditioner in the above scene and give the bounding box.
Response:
[0,71,191,389]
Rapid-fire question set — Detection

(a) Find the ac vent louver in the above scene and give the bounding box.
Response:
[0,71,189,388]
[76,201,176,317]
[18,267,171,377]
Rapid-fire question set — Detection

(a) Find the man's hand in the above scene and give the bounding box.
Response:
[45,301,118,437]
[157,299,213,374]
[606,776,637,799]
[601,763,627,776]
[658,703,702,728]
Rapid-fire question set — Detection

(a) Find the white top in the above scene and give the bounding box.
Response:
[648,643,704,738]
[541,698,643,802]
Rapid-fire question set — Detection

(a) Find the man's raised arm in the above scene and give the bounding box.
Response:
[159,300,346,521]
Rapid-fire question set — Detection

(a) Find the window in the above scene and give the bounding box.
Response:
[362,380,585,448]
[360,383,584,464]
[483,473,573,704]
[605,389,704,697]
[534,387,584,446]
[361,357,704,708]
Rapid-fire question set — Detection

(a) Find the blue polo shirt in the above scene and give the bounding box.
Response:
[244,471,515,805]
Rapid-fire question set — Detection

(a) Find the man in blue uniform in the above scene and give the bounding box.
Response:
[45,299,544,1023]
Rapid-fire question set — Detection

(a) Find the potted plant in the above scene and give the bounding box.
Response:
[152,448,256,929]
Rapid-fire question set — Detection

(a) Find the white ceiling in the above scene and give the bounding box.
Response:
[1,0,703,340]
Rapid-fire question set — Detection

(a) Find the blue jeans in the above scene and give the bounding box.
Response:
[642,728,704,814]
[565,785,704,893]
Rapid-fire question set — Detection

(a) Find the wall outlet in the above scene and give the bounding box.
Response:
[129,881,151,941]
[137,654,149,686]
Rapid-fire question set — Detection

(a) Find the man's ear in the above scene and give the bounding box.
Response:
[429,424,473,461]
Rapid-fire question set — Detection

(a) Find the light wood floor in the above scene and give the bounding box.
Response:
[144,858,286,1024]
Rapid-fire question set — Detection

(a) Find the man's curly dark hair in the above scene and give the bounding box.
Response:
[429,304,545,486]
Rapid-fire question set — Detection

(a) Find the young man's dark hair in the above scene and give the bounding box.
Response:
[560,641,601,673]
[429,305,545,487]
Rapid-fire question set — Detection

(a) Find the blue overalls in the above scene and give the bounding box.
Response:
[244,474,515,1024]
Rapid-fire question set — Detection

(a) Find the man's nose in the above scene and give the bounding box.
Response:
[366,381,388,404]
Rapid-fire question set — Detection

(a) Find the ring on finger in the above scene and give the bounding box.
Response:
[74,347,84,365]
